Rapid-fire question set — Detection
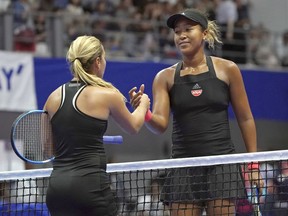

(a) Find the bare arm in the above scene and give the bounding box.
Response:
[43,87,62,116]
[129,68,173,134]
[44,86,150,135]
[145,70,171,134]
[110,90,150,135]
[228,62,257,153]
[226,61,264,191]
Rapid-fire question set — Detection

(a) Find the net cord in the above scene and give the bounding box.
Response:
[1,149,288,181]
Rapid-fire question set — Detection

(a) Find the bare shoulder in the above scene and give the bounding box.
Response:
[46,86,62,103]
[212,56,239,71]
[211,56,241,84]
[156,63,177,77]
[91,86,125,103]
[154,63,178,87]
[44,86,62,112]
[211,56,239,71]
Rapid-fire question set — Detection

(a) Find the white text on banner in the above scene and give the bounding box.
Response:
[0,51,37,111]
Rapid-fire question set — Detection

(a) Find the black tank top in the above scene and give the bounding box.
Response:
[169,56,235,158]
[51,81,108,176]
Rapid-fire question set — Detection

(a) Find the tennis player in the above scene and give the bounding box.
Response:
[129,8,264,216]
[44,35,150,216]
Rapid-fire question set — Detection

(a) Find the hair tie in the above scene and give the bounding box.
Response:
[72,58,80,63]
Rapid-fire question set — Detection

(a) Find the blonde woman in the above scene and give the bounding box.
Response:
[45,35,150,216]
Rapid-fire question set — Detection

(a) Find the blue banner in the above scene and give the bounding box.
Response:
[34,58,288,121]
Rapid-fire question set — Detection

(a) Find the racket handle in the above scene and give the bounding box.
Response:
[103,135,123,144]
[251,184,258,206]
[251,185,262,216]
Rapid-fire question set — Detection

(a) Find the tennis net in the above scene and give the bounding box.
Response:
[1,150,288,215]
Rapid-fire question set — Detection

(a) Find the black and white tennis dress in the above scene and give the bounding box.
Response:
[46,81,117,216]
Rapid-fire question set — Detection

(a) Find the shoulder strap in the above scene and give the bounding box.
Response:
[60,81,86,109]
[58,84,65,110]
[174,61,183,83]
[206,56,217,78]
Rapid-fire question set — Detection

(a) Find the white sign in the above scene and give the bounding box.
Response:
[0,51,37,111]
[0,139,24,171]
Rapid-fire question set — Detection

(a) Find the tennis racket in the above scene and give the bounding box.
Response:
[10,110,123,164]
[251,184,262,216]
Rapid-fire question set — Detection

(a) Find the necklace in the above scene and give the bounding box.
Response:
[182,57,207,74]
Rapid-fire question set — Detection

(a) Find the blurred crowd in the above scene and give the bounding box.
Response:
[0,0,287,68]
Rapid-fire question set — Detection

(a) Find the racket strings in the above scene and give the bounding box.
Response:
[13,113,54,161]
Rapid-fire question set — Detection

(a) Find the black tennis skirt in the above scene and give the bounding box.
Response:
[161,164,247,204]
[46,173,117,216]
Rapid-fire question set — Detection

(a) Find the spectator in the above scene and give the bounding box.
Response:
[246,24,262,65]
[90,19,107,44]
[246,23,280,68]
[0,0,10,12]
[274,161,288,216]
[254,29,280,69]
[215,0,238,62]
[33,14,51,57]
[8,0,33,29]
[37,0,60,12]
[13,25,36,52]
[90,0,115,18]
[158,25,178,59]
[65,18,88,46]
[65,0,84,16]
[123,11,147,58]
[114,0,137,19]
[8,0,36,52]
[193,0,216,21]
[259,161,278,216]
[234,0,251,64]
[54,0,69,10]
[194,0,219,57]
[137,173,170,216]
[276,30,288,67]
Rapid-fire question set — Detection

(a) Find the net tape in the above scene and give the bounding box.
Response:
[1,150,288,180]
